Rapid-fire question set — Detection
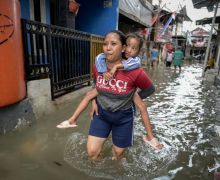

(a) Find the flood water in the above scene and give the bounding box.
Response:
[0,61,220,180]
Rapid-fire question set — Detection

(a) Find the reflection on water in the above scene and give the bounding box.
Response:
[0,62,220,180]
[64,132,177,179]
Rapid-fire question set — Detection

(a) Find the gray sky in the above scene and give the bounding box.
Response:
[152,0,215,31]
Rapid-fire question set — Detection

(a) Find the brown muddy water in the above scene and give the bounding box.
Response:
[0,61,220,180]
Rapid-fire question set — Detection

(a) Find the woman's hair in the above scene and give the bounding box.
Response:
[126,33,144,51]
[105,30,126,45]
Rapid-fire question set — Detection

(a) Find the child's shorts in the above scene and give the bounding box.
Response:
[89,105,135,148]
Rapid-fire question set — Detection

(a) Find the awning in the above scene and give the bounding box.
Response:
[119,9,149,27]
[119,0,153,27]
[192,0,218,11]
[172,35,186,39]
[196,16,220,25]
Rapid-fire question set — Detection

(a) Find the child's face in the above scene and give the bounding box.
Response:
[125,37,140,59]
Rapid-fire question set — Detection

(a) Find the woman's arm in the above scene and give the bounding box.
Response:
[134,69,156,99]
[89,98,98,119]
[138,85,155,99]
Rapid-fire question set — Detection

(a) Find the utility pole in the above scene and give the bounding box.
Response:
[156,0,162,63]
[155,0,162,42]
[202,0,219,77]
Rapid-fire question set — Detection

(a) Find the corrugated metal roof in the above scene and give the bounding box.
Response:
[192,0,219,11]
[196,16,220,25]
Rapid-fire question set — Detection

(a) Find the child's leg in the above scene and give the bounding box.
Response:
[68,88,98,124]
[133,94,163,149]
[133,94,154,139]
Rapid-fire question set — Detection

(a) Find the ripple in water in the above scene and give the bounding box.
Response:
[64,132,178,179]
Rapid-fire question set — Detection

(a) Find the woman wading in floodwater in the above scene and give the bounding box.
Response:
[87,30,156,160]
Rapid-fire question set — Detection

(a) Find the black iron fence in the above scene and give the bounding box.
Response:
[22,20,51,80]
[22,19,103,99]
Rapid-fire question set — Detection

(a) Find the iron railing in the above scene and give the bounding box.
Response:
[22,20,51,80]
[22,19,104,99]
[90,35,104,78]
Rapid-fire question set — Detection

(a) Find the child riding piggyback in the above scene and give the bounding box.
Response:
[57,32,162,150]
[96,33,143,81]
[95,33,162,149]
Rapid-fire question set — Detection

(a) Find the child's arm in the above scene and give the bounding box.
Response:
[108,57,141,79]
[95,53,113,81]
[95,53,107,73]
[68,88,98,124]
[133,93,154,140]
[122,56,141,70]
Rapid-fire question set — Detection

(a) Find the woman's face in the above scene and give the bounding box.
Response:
[103,33,125,63]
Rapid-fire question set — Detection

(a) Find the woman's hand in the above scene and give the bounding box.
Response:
[103,72,113,81]
[109,66,117,77]
[89,99,98,120]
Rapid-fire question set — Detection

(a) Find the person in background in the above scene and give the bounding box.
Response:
[166,50,173,67]
[162,44,168,64]
[204,55,215,72]
[173,47,184,72]
[150,45,159,68]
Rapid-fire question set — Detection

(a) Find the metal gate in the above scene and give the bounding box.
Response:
[22,19,103,100]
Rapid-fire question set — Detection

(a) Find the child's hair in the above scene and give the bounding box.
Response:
[105,30,126,45]
[126,32,144,51]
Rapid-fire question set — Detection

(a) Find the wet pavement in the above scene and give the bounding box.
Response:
[0,60,220,180]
